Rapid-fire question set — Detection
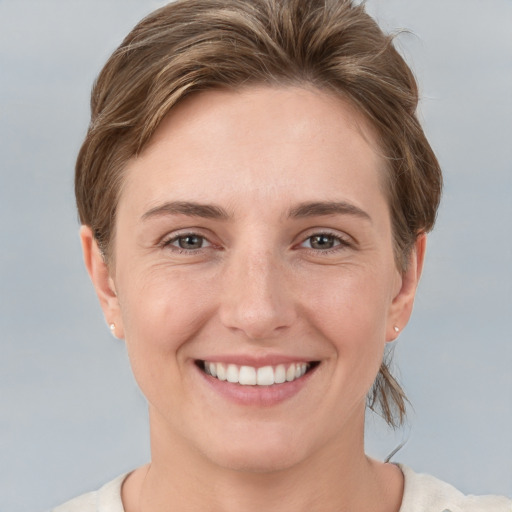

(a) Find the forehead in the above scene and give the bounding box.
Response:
[145,85,381,160]
[120,86,387,215]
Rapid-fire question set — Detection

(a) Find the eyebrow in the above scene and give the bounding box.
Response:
[287,201,372,222]
[140,200,371,223]
[141,201,231,221]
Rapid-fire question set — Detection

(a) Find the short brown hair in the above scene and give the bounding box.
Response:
[76,0,442,427]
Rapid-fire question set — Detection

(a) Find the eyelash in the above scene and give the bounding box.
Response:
[161,230,352,255]
[298,231,352,254]
[161,232,213,254]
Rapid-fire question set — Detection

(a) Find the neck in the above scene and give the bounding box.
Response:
[124,408,403,512]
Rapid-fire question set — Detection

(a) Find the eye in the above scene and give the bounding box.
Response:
[166,233,211,251]
[301,233,346,250]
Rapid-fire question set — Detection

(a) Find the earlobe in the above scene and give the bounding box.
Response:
[80,226,124,338]
[386,234,427,342]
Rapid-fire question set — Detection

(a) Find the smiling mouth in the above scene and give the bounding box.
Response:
[198,360,319,386]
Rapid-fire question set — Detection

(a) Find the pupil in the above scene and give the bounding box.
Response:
[311,235,333,249]
[179,235,202,249]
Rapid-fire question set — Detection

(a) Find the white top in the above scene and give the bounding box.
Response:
[52,464,512,512]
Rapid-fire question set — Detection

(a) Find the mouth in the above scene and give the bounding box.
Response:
[197,360,319,386]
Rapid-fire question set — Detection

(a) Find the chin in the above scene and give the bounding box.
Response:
[197,427,312,474]
[207,445,306,474]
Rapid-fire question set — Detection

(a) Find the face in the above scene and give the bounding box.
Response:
[83,86,422,473]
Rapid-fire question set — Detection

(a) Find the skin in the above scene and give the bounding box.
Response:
[81,86,425,512]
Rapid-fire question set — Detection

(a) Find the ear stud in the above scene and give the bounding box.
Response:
[394,326,400,333]
[109,323,116,337]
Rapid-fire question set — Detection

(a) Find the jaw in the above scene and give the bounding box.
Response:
[145,355,368,478]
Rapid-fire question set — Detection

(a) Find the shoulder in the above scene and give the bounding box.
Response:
[398,464,512,512]
[51,473,127,512]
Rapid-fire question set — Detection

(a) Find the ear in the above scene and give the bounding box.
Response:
[386,233,427,342]
[80,225,124,339]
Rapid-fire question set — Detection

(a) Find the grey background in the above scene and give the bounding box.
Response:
[1,1,511,510]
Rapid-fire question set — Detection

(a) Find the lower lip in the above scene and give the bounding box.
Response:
[196,363,317,407]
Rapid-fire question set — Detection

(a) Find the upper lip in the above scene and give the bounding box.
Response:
[195,354,318,367]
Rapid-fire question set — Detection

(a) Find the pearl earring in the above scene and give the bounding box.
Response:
[109,323,116,337]
[394,326,400,333]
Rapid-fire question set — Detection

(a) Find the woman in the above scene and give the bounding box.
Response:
[53,0,511,510]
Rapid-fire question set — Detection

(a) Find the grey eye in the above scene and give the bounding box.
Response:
[174,235,206,250]
[306,234,339,250]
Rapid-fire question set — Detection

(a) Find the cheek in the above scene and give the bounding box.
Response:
[116,269,220,417]
[118,267,217,367]
[299,265,392,383]
[302,265,392,338]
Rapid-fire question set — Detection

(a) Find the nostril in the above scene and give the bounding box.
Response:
[220,306,296,341]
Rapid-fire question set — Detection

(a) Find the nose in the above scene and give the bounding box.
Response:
[219,247,297,340]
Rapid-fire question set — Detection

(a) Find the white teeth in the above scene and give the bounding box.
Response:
[226,364,238,383]
[203,361,311,386]
[216,363,227,381]
[274,364,286,384]
[256,366,274,386]
[296,363,307,378]
[239,366,257,385]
